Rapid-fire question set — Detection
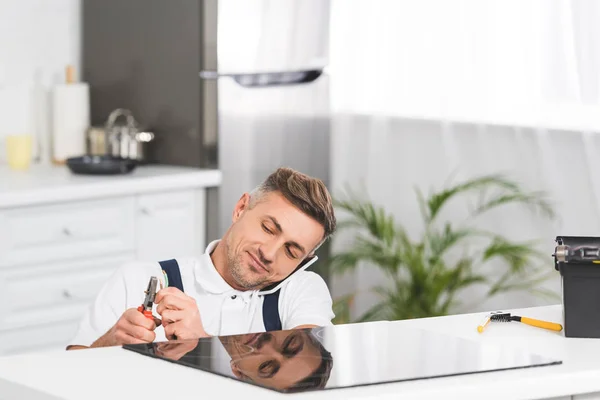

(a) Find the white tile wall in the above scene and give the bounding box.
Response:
[0,0,80,163]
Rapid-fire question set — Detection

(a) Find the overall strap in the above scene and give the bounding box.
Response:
[262,290,282,331]
[159,259,184,292]
[258,256,318,332]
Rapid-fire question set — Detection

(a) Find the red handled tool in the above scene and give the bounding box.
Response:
[137,276,158,320]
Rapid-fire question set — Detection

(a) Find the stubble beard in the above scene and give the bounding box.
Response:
[226,236,267,290]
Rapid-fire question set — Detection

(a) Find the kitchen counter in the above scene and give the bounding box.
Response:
[0,304,597,400]
[0,164,221,356]
[0,164,222,208]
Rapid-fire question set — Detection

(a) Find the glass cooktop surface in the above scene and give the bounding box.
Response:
[123,323,561,393]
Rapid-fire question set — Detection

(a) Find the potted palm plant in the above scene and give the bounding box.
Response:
[329,174,557,324]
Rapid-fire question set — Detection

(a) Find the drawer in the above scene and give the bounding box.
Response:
[136,190,195,214]
[0,320,81,356]
[0,254,133,330]
[136,190,199,261]
[0,197,135,267]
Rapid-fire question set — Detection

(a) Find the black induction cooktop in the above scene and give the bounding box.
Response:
[123,323,561,394]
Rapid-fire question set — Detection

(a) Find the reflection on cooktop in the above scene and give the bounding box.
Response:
[122,323,561,394]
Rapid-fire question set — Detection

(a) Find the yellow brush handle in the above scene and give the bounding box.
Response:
[521,317,563,332]
[477,316,491,333]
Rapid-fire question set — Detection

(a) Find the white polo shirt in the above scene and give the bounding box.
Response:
[69,240,334,347]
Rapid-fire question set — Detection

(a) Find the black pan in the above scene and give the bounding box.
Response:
[66,155,137,175]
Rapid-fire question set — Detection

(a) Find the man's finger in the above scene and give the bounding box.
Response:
[160,309,186,324]
[124,309,157,331]
[164,322,176,340]
[154,287,186,303]
[164,321,182,340]
[157,342,179,352]
[156,294,189,313]
[124,322,156,342]
[161,341,199,360]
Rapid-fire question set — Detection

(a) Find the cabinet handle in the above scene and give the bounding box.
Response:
[62,228,72,236]
[140,207,151,215]
[62,289,72,299]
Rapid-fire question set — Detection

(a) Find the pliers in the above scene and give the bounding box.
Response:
[137,276,158,320]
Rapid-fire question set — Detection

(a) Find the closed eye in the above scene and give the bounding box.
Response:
[258,360,280,378]
[282,332,304,357]
[285,245,299,259]
[262,223,273,235]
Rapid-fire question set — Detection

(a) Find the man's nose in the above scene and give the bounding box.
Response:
[258,342,284,360]
[259,240,280,263]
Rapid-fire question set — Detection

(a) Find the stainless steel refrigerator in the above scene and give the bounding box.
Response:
[82,0,332,264]
[210,0,331,235]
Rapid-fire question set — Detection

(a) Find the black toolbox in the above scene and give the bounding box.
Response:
[554,236,600,338]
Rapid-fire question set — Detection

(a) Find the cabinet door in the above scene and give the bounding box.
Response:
[0,253,133,355]
[135,189,205,261]
[0,197,135,268]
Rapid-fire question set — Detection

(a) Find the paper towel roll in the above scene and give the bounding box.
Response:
[51,82,90,163]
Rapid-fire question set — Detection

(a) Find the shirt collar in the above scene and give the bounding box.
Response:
[194,239,239,295]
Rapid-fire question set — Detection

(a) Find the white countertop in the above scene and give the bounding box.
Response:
[0,304,597,400]
[0,164,222,208]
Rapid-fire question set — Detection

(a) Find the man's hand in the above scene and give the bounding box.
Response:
[155,339,199,360]
[155,287,209,340]
[90,308,160,348]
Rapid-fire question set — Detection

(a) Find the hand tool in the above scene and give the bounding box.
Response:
[137,276,158,320]
[477,311,562,333]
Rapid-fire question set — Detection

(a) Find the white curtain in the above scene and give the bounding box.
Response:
[329,0,600,126]
[328,0,600,317]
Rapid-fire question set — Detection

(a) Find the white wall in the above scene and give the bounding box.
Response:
[327,0,600,320]
[0,0,80,162]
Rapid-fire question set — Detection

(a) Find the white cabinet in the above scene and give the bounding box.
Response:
[135,189,206,261]
[0,165,221,356]
[0,254,130,356]
[0,197,136,267]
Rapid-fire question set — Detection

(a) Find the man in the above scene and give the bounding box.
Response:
[222,329,333,392]
[67,167,337,349]
[151,329,333,392]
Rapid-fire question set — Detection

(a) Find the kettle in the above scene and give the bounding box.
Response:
[88,109,155,162]
[105,108,155,161]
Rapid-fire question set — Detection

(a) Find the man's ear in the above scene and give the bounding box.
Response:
[232,193,251,222]
[230,360,249,381]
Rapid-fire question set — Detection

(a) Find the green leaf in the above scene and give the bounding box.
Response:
[427,224,485,263]
[415,186,430,222]
[426,174,523,223]
[327,234,405,277]
[482,237,546,273]
[334,190,397,246]
[473,192,555,219]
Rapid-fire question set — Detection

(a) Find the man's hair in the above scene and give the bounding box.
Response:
[284,332,333,393]
[250,167,337,243]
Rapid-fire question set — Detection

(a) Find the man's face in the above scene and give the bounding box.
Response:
[224,191,324,290]
[221,330,323,391]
